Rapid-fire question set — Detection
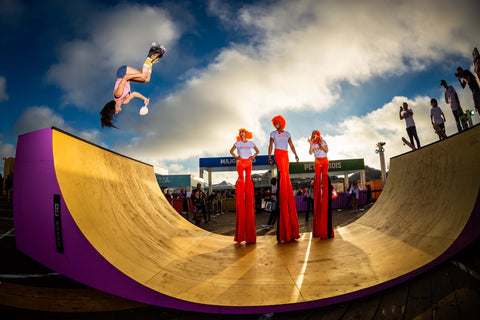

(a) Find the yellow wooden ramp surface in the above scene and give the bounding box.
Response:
[52,126,480,308]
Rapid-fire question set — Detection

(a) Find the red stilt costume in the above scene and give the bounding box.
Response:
[274,149,300,242]
[269,116,300,242]
[231,129,258,244]
[234,158,256,243]
[310,130,334,239]
[313,157,330,238]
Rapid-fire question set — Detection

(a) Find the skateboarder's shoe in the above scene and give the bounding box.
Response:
[148,43,166,61]
[151,45,166,63]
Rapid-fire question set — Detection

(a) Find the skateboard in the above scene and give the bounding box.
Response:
[401,137,415,150]
[433,123,447,140]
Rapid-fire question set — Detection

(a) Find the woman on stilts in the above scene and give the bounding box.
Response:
[100,43,166,128]
[309,130,333,239]
[267,115,300,242]
[230,129,259,244]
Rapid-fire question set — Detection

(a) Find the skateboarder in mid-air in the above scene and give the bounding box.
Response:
[100,43,166,128]
[399,102,421,150]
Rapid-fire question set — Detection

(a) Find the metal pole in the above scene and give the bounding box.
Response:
[376,142,387,186]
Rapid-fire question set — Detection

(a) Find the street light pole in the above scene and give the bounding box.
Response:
[375,142,386,186]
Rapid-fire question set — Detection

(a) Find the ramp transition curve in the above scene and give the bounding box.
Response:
[13,126,480,314]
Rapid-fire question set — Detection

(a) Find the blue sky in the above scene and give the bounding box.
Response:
[1,0,479,183]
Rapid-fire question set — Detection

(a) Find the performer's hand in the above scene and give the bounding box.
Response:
[268,157,273,164]
[144,98,150,106]
[295,155,299,162]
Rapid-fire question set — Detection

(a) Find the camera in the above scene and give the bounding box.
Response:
[455,73,459,77]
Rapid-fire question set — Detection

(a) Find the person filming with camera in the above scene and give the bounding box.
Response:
[456,66,480,116]
[399,102,421,149]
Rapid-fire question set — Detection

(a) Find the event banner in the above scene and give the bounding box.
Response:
[199,155,274,168]
[289,159,365,174]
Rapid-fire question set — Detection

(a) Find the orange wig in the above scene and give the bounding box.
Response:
[271,115,286,130]
[236,128,253,141]
[311,130,321,144]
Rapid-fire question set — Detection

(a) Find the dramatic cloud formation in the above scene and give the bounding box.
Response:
[36,0,479,182]
[12,106,102,145]
[13,106,70,135]
[46,3,179,109]
[112,0,479,169]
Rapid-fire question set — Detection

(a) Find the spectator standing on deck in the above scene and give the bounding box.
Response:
[399,102,421,149]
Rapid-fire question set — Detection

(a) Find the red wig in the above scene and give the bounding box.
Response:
[236,128,253,141]
[271,115,286,130]
[311,130,320,144]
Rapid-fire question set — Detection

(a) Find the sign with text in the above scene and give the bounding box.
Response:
[53,194,64,254]
[289,159,365,174]
[156,174,192,187]
[200,155,275,171]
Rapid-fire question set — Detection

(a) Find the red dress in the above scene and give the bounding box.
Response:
[274,149,300,242]
[313,157,331,238]
[234,157,256,243]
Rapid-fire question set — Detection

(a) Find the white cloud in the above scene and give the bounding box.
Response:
[12,106,103,145]
[207,0,232,23]
[13,106,70,135]
[46,3,179,109]
[0,141,15,158]
[0,76,8,102]
[76,129,102,145]
[41,0,480,179]
[111,0,479,167]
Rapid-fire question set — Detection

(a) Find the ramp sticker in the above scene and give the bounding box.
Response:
[53,194,64,253]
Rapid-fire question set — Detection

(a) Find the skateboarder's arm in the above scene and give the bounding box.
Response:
[125,91,149,105]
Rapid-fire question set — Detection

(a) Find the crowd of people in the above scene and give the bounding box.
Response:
[400,48,480,147]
